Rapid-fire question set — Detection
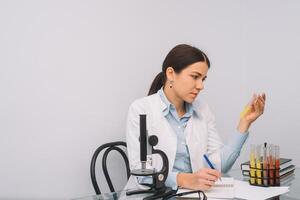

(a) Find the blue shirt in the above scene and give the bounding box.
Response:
[158,88,248,189]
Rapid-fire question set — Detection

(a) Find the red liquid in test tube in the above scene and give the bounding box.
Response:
[275,145,280,185]
[268,144,275,185]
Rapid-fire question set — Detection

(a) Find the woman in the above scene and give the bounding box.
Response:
[126,44,266,190]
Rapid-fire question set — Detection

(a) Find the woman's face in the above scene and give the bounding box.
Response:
[171,61,208,103]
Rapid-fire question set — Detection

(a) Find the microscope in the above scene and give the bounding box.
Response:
[126,114,174,200]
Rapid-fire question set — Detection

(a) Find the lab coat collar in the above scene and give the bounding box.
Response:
[157,88,198,118]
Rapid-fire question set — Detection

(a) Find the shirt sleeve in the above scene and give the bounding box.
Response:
[165,171,178,190]
[221,131,249,173]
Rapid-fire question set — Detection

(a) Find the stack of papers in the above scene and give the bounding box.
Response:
[176,177,289,200]
[235,180,289,200]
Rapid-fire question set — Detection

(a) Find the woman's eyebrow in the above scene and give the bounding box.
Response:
[191,71,202,76]
[191,71,207,79]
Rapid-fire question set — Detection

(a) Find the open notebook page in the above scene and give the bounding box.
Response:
[177,177,234,199]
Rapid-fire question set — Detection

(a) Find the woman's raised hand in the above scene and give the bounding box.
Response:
[238,93,266,133]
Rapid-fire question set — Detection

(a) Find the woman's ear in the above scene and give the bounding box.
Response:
[166,67,175,81]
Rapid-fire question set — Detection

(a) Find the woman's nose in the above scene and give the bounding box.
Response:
[196,80,204,90]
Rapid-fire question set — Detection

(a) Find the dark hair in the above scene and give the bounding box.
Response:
[148,44,210,95]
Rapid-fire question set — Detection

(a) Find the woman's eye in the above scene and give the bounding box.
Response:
[191,75,198,79]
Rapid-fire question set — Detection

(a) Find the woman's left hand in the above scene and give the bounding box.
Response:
[238,93,266,133]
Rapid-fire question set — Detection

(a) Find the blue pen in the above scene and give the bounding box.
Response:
[203,154,222,181]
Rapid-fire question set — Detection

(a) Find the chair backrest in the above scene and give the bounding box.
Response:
[90,141,130,195]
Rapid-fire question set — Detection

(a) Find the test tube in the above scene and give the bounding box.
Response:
[250,144,256,184]
[256,145,262,185]
[268,144,275,186]
[263,143,268,186]
[275,145,280,186]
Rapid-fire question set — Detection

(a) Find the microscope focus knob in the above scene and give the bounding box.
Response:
[148,135,158,146]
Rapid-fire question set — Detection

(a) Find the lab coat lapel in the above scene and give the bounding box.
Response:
[147,94,177,174]
[185,112,207,172]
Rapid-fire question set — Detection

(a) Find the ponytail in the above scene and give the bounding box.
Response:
[148,72,165,96]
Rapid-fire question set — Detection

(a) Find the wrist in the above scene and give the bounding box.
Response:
[177,173,189,188]
[238,118,251,133]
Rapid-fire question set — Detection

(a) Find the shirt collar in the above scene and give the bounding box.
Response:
[158,88,195,117]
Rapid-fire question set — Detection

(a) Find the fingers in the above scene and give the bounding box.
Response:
[249,93,265,111]
[198,172,218,182]
[203,168,221,179]
[262,93,266,101]
[254,93,266,114]
[249,94,257,105]
[201,179,215,187]
[257,94,266,105]
[253,98,260,112]
[257,98,265,110]
[252,93,265,104]
[195,168,221,190]
[241,93,266,119]
[196,168,220,181]
[182,168,222,191]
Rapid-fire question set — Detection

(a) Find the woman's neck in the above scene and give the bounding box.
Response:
[163,87,185,117]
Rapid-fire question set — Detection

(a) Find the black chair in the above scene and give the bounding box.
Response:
[90,141,130,195]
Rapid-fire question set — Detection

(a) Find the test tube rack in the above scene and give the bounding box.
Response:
[249,143,280,187]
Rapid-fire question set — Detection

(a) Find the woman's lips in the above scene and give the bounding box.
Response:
[190,92,198,97]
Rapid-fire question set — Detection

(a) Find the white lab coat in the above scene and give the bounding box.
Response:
[126,92,223,183]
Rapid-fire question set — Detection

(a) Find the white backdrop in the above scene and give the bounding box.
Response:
[0,0,299,199]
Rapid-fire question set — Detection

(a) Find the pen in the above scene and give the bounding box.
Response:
[203,154,222,181]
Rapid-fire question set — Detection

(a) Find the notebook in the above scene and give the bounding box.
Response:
[240,158,292,171]
[177,177,234,199]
